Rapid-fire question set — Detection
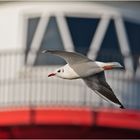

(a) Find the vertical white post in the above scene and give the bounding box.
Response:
[87,15,110,60]
[26,14,50,66]
[114,15,134,77]
[56,13,75,52]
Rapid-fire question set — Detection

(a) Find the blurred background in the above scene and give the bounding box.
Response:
[0,1,140,138]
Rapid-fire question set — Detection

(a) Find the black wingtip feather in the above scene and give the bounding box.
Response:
[120,105,125,109]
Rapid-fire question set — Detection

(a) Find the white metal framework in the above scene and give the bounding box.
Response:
[19,3,134,76]
[0,2,139,109]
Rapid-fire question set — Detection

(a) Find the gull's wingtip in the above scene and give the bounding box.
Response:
[41,49,55,54]
[41,50,48,53]
[120,104,125,109]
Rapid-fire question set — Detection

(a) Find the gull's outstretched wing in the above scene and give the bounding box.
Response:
[42,50,91,65]
[83,72,125,109]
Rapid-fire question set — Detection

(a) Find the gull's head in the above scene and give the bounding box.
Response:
[48,64,79,79]
[48,67,65,78]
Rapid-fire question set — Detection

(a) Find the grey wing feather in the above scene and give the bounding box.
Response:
[42,50,91,65]
[83,72,124,108]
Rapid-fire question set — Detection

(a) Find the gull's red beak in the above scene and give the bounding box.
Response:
[48,73,56,77]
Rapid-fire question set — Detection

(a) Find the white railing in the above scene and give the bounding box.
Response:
[0,50,140,109]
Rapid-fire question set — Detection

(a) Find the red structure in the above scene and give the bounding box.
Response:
[0,107,140,138]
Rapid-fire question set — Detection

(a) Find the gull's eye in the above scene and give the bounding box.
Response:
[57,69,61,73]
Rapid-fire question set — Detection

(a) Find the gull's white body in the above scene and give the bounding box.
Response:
[56,61,106,79]
[42,50,125,109]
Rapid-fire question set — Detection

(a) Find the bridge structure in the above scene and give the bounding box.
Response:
[0,2,140,138]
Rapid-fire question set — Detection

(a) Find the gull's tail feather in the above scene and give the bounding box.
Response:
[103,62,124,70]
[107,62,123,69]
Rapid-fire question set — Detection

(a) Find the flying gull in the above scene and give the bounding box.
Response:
[42,50,125,109]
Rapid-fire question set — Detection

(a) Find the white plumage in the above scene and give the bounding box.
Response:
[42,50,125,109]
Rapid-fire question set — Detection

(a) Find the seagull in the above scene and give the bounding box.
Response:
[42,50,125,109]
